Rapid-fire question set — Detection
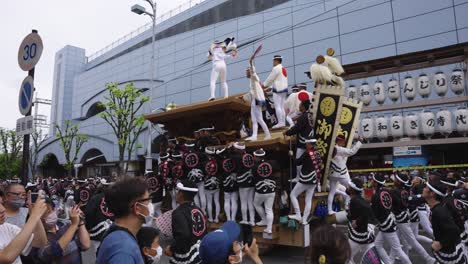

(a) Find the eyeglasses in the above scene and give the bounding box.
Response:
[7,192,26,198]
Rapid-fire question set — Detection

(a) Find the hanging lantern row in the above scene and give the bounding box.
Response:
[358,107,468,140]
[348,69,465,106]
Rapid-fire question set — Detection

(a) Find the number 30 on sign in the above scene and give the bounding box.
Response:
[18,32,43,71]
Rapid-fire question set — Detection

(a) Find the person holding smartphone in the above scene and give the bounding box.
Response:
[199,221,263,264]
[0,189,48,264]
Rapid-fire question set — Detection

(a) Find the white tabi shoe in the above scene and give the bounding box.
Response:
[263,228,272,234]
[208,97,215,101]
[263,134,272,140]
[256,220,267,226]
[245,136,257,142]
[288,214,302,222]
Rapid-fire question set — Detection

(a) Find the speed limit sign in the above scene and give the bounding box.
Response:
[18,32,43,71]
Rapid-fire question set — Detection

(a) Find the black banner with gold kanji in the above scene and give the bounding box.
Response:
[337,100,362,148]
[311,86,344,186]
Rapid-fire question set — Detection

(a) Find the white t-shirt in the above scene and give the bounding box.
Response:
[0,222,34,264]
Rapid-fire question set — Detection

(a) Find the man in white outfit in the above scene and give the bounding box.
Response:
[245,59,271,141]
[262,55,288,128]
[208,40,238,101]
[327,136,362,215]
[284,85,300,128]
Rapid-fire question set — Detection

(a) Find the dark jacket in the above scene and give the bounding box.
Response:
[284,111,313,149]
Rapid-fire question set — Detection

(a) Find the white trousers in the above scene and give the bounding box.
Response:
[295,148,306,180]
[194,182,207,214]
[254,192,275,232]
[152,201,162,217]
[410,221,432,245]
[210,62,228,98]
[239,187,255,224]
[205,189,220,222]
[349,239,374,264]
[374,231,411,264]
[224,191,238,221]
[290,182,315,223]
[327,177,350,213]
[393,222,433,262]
[418,209,434,238]
[272,93,286,126]
[250,99,270,138]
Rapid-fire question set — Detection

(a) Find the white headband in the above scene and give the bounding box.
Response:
[205,147,216,155]
[440,180,457,187]
[176,182,198,193]
[254,149,266,157]
[216,148,226,155]
[395,174,409,184]
[348,181,363,192]
[426,182,446,197]
[185,143,195,147]
[304,138,317,143]
[372,175,385,185]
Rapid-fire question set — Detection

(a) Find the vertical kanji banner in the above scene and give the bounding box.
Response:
[311,85,345,187]
[337,99,362,148]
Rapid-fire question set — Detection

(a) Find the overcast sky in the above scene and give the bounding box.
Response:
[0,0,187,130]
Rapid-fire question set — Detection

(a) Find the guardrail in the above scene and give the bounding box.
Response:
[87,0,211,62]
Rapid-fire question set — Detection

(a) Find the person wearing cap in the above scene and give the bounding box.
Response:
[74,179,91,210]
[283,85,300,128]
[252,149,276,234]
[262,55,288,129]
[159,152,174,216]
[166,179,207,264]
[208,39,238,101]
[231,142,256,226]
[204,147,221,223]
[453,188,468,259]
[345,178,376,262]
[327,136,363,216]
[245,58,271,141]
[199,221,263,264]
[288,137,322,225]
[423,179,466,263]
[218,147,239,222]
[284,98,314,184]
[389,173,435,263]
[371,173,411,264]
[183,141,207,214]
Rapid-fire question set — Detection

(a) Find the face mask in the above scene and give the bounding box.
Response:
[9,199,25,209]
[137,202,154,224]
[45,211,58,226]
[148,246,162,263]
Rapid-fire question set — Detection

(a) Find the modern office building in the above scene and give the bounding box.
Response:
[37,0,468,178]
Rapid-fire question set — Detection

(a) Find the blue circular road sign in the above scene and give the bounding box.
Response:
[18,76,34,115]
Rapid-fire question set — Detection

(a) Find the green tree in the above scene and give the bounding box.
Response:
[29,129,47,179]
[55,120,88,177]
[99,82,149,175]
[0,128,23,179]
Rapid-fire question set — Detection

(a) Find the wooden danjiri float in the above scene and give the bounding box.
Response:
[144,48,362,253]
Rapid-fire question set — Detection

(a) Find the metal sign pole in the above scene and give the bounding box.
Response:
[20,29,38,185]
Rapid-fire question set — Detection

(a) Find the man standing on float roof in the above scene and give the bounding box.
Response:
[262,55,288,128]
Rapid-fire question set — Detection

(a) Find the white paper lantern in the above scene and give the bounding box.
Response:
[434,71,448,96]
[375,116,389,141]
[403,76,416,101]
[347,85,357,100]
[373,81,386,105]
[436,109,453,137]
[360,117,374,140]
[387,78,400,102]
[359,83,372,106]
[455,107,468,136]
[420,110,435,138]
[418,74,431,98]
[450,69,465,95]
[404,114,419,137]
[390,114,404,138]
